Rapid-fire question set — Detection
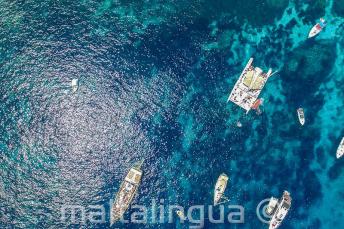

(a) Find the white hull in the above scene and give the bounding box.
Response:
[227,58,272,113]
[308,18,325,38]
[110,162,143,225]
[268,191,291,229]
[71,79,79,93]
[337,137,344,159]
[297,108,305,126]
[265,197,278,216]
[308,24,322,38]
[214,173,229,205]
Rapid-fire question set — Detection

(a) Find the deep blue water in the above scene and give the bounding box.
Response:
[1,0,344,228]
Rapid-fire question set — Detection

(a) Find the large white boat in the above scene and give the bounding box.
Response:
[266,191,292,229]
[110,161,143,225]
[228,58,273,113]
[214,173,229,206]
[297,108,305,126]
[71,79,79,93]
[336,137,344,159]
[308,18,326,38]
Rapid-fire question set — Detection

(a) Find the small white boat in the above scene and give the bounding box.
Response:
[336,137,344,159]
[297,108,305,126]
[71,79,79,93]
[236,121,242,128]
[214,173,229,206]
[176,210,187,221]
[308,18,326,38]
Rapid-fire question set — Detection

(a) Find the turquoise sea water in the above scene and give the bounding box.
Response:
[1,0,344,228]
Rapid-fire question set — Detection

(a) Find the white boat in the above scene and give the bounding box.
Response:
[71,79,78,93]
[265,197,278,216]
[336,137,344,159]
[214,173,229,206]
[308,18,326,38]
[236,121,242,128]
[228,58,273,114]
[297,108,305,126]
[110,161,143,225]
[268,191,291,229]
[176,210,187,221]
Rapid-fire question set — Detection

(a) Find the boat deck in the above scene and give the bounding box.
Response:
[110,166,143,224]
[228,58,272,113]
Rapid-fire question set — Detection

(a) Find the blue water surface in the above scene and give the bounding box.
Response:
[0,0,343,228]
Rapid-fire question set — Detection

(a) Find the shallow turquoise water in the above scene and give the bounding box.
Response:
[0,0,344,228]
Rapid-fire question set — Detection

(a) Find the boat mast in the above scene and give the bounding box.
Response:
[216,196,229,205]
[136,159,144,169]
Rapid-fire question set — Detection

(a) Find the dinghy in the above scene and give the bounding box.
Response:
[71,79,79,93]
[110,161,144,225]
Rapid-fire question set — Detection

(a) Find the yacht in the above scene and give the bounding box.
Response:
[110,161,144,225]
[265,197,278,216]
[228,58,273,113]
[214,173,229,206]
[297,108,305,126]
[266,191,291,229]
[71,79,79,93]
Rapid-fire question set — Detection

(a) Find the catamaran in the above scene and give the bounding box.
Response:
[228,58,274,114]
[297,108,305,126]
[336,137,344,159]
[110,161,144,225]
[71,79,78,93]
[308,18,326,38]
[266,191,292,229]
[214,173,229,206]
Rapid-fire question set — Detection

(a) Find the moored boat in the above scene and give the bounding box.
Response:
[297,108,305,126]
[265,197,278,216]
[308,18,326,38]
[214,173,229,206]
[336,137,344,159]
[110,161,144,225]
[71,79,79,93]
[176,210,187,221]
[228,58,273,114]
[252,98,264,114]
[268,191,291,229]
[236,121,242,128]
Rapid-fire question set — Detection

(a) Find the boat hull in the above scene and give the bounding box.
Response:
[268,191,291,229]
[336,137,344,159]
[228,58,272,113]
[308,24,322,38]
[214,173,229,205]
[110,165,143,225]
[297,108,305,126]
[71,79,78,93]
